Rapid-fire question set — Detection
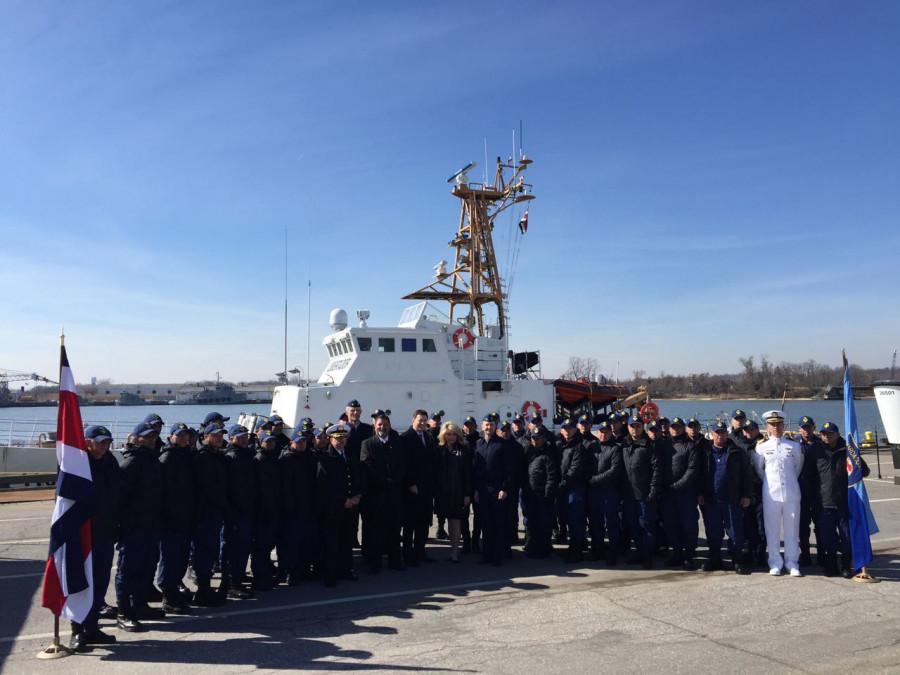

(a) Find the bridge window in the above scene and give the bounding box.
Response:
[423,338,436,353]
[401,338,416,352]
[358,337,372,352]
[378,338,395,353]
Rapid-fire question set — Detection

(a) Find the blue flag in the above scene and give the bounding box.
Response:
[843,351,879,571]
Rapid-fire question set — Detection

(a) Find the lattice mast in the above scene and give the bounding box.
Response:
[403,154,534,338]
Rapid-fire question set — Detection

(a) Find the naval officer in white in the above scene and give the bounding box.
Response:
[753,410,805,576]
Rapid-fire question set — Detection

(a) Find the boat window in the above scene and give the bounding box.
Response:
[422,338,436,353]
[401,338,416,352]
[327,344,335,358]
[343,337,354,353]
[358,337,372,352]
[378,338,395,353]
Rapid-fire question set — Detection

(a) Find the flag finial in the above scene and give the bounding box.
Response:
[60,326,65,347]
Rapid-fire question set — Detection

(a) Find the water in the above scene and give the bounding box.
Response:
[0,399,889,444]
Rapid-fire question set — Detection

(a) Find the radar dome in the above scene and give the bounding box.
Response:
[329,308,348,332]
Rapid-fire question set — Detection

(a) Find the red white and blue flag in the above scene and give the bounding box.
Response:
[40,343,93,622]
[518,210,529,234]
[843,351,879,571]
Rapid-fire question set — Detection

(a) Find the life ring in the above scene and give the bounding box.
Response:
[452,327,474,349]
[521,401,542,418]
[639,401,659,424]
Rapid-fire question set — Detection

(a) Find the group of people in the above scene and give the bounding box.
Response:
[68,400,868,653]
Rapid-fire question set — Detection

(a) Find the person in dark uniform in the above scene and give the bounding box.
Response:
[267,414,291,454]
[728,409,747,446]
[462,415,481,552]
[428,412,451,540]
[621,415,662,568]
[462,416,480,448]
[698,421,752,574]
[522,426,559,558]
[222,423,257,599]
[473,413,514,566]
[201,411,230,430]
[279,429,319,585]
[157,422,194,614]
[796,415,820,566]
[251,430,282,590]
[400,409,438,566]
[115,422,164,632]
[586,421,623,565]
[736,419,767,568]
[806,421,869,578]
[69,425,121,652]
[142,413,165,455]
[317,423,362,587]
[659,417,700,570]
[361,412,407,573]
[344,399,374,462]
[190,423,229,606]
[558,417,588,563]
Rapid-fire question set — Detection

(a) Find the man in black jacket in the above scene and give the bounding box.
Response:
[660,417,700,570]
[698,422,752,574]
[251,430,283,590]
[558,417,589,563]
[157,422,194,614]
[115,422,165,631]
[796,415,820,566]
[190,423,229,606]
[401,410,438,565]
[473,413,515,566]
[69,425,121,652]
[621,416,662,568]
[222,423,257,599]
[279,429,319,584]
[362,412,407,572]
[522,427,559,558]
[805,421,869,577]
[317,423,362,587]
[586,421,623,565]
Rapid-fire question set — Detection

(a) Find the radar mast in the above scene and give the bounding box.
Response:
[403,154,534,337]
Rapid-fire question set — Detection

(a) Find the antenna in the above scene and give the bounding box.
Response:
[284,224,288,385]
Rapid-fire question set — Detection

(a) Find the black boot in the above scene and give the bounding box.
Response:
[733,550,750,575]
[193,579,224,607]
[823,553,840,577]
[641,552,653,569]
[838,553,854,579]
[70,622,88,653]
[702,552,723,572]
[116,599,144,633]
[683,550,696,571]
[664,548,684,567]
[162,589,192,615]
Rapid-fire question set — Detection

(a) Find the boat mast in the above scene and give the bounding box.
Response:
[403,154,534,338]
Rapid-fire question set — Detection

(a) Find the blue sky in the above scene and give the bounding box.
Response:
[1,1,898,385]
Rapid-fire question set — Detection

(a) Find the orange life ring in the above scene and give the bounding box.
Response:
[521,401,542,418]
[639,401,659,424]
[452,327,474,349]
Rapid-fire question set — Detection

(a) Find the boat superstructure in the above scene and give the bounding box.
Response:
[263,152,630,429]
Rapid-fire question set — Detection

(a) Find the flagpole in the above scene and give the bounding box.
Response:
[37,615,71,659]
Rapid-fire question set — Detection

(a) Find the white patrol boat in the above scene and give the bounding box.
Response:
[252,151,637,431]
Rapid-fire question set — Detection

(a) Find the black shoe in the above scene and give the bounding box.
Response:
[683,558,696,571]
[799,552,812,567]
[194,586,225,607]
[563,547,584,564]
[161,600,192,615]
[339,570,359,581]
[419,553,435,563]
[226,585,254,599]
[702,557,723,572]
[131,602,165,620]
[116,615,145,633]
[144,585,163,603]
[841,568,854,579]
[436,528,450,540]
[83,629,117,645]
[70,631,89,653]
[98,602,117,620]
[734,563,750,575]
[177,583,194,604]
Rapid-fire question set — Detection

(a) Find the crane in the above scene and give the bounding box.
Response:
[0,368,58,405]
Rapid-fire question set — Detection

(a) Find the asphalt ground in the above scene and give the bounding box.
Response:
[2,471,899,674]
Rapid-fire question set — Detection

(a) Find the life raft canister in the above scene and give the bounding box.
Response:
[452,327,474,349]
[639,401,659,424]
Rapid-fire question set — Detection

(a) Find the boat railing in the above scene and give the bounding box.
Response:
[0,418,139,448]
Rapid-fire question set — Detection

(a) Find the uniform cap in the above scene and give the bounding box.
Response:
[289,429,309,442]
[132,421,157,437]
[577,413,593,425]
[670,417,686,428]
[498,421,511,430]
[255,417,273,431]
[646,420,661,430]
[763,410,784,423]
[203,423,227,435]
[820,421,839,434]
[627,415,644,427]
[731,409,746,420]
[687,417,701,427]
[463,415,477,425]
[742,420,759,431]
[257,429,277,444]
[269,414,284,425]
[530,413,543,424]
[227,424,248,437]
[528,427,546,438]
[711,421,728,432]
[312,427,326,438]
[595,421,612,431]
[85,425,112,441]
[658,417,670,425]
[799,416,815,428]
[560,417,577,428]
[142,413,164,426]
[512,413,525,422]
[346,399,361,408]
[327,423,350,437]
[201,412,229,426]
[169,422,190,436]
[371,408,389,420]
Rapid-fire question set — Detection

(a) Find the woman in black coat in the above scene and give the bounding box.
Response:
[435,422,472,562]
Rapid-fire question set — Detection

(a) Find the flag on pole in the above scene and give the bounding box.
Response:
[843,350,879,571]
[40,341,94,622]
[518,210,528,234]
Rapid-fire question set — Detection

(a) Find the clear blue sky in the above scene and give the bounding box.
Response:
[1,1,897,385]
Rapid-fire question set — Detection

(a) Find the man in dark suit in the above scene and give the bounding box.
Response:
[360,412,407,573]
[401,409,440,565]
[316,423,362,587]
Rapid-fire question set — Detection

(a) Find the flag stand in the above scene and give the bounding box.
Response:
[36,615,72,659]
[852,566,880,583]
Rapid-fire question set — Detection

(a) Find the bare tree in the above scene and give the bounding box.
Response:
[561,356,601,381]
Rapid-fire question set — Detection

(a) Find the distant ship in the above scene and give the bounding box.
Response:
[173,380,247,406]
[248,150,645,431]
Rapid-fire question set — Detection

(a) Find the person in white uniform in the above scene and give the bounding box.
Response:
[752,410,805,576]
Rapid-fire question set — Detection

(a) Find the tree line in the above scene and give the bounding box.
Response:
[561,355,894,399]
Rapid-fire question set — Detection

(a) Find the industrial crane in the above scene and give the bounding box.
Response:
[0,368,58,405]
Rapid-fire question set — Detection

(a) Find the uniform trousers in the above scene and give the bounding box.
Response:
[661,490,699,554]
[222,516,253,583]
[701,502,744,555]
[364,497,403,567]
[251,519,280,583]
[479,492,507,564]
[157,528,191,593]
[115,529,160,604]
[813,506,851,561]
[278,515,318,575]
[565,486,586,545]
[402,491,432,560]
[191,518,222,583]
[763,496,801,571]
[321,506,358,583]
[587,486,620,550]
[83,537,114,632]
[624,497,658,554]
[523,493,553,553]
